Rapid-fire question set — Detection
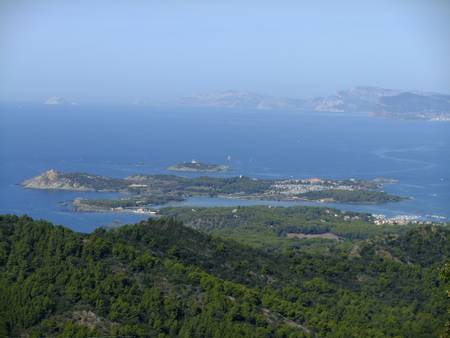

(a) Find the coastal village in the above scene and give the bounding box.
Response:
[371,214,438,226]
[269,178,375,195]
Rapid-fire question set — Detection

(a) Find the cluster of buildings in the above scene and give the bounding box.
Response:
[372,214,432,225]
[270,178,360,195]
[133,208,158,215]
[109,206,158,215]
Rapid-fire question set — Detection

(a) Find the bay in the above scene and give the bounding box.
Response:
[1,103,449,232]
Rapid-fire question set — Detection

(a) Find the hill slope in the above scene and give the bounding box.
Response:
[0,215,448,337]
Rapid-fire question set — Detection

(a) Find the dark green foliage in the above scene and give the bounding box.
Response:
[358,225,450,266]
[159,206,420,252]
[441,262,450,338]
[74,194,184,210]
[299,189,404,203]
[0,214,448,337]
[61,172,130,191]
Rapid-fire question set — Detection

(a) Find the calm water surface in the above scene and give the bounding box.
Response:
[1,104,449,232]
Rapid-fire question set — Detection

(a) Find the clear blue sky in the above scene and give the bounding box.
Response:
[1,0,449,103]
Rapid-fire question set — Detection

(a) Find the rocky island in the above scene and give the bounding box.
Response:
[21,169,129,191]
[44,96,74,105]
[22,169,406,214]
[168,160,230,172]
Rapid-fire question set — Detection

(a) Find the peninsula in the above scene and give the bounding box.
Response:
[22,169,406,214]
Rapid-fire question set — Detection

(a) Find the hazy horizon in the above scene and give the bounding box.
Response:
[1,0,449,104]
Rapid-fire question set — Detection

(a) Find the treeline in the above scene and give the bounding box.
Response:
[0,215,448,337]
[299,189,404,203]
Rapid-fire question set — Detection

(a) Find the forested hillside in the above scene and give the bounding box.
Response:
[159,206,421,252]
[0,215,448,337]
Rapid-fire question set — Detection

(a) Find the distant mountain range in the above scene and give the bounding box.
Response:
[180,87,450,121]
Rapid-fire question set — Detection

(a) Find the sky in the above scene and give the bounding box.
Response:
[0,0,449,103]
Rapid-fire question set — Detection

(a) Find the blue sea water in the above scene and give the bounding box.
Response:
[1,103,449,232]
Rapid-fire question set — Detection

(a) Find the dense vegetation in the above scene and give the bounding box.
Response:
[0,214,448,337]
[129,174,274,195]
[298,189,404,203]
[74,194,184,212]
[159,206,421,252]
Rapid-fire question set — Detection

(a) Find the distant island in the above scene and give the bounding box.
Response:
[168,160,230,172]
[44,96,75,105]
[22,169,406,214]
[180,86,450,121]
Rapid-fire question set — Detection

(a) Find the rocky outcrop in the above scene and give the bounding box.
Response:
[22,169,94,191]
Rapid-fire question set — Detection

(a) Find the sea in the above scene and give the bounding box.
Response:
[1,103,449,232]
